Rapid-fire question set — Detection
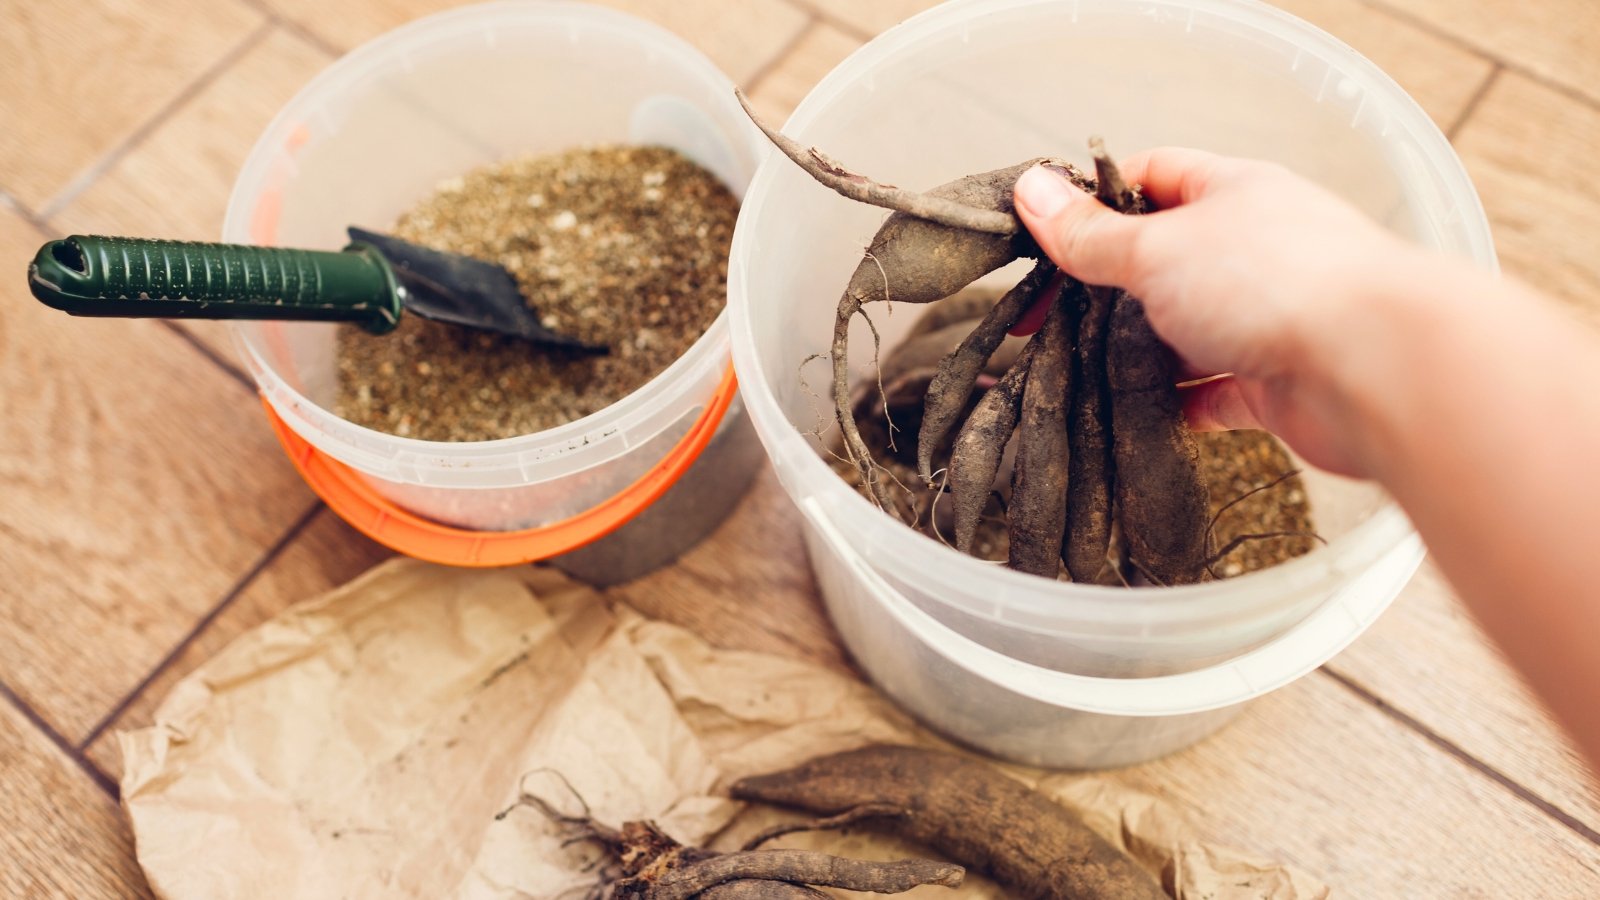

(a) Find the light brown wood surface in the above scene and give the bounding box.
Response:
[0,0,264,211]
[0,207,317,744]
[3,1,1599,897]
[0,699,149,899]
[1372,0,1600,105]
[1454,72,1600,323]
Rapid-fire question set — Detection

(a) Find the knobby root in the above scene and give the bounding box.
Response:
[648,850,963,900]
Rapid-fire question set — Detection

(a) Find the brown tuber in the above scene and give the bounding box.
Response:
[948,339,1035,553]
[919,261,1056,482]
[1107,291,1210,584]
[732,745,1167,900]
[1007,281,1076,577]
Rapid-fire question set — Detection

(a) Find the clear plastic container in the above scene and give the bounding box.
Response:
[222,2,767,581]
[728,0,1495,767]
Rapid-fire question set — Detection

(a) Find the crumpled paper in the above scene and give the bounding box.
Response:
[120,558,1330,900]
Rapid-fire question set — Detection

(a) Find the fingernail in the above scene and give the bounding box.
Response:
[1015,165,1079,218]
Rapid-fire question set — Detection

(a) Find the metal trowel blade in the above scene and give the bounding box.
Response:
[347,227,607,353]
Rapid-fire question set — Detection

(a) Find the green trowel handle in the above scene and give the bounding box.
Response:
[28,235,404,334]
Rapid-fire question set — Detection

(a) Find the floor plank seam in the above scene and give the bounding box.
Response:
[76,501,325,760]
[234,0,344,59]
[781,0,876,43]
[1318,665,1600,848]
[741,12,823,97]
[1356,0,1600,116]
[1447,63,1504,142]
[1,188,52,234]
[158,321,257,392]
[0,678,121,800]
[36,18,276,223]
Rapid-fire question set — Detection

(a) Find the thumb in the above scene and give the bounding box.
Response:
[1014,164,1146,288]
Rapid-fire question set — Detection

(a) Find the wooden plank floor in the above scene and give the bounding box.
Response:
[3,0,1598,895]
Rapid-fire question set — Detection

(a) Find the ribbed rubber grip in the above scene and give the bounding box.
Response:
[28,235,403,333]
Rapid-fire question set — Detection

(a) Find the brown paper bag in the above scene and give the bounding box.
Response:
[120,559,1329,899]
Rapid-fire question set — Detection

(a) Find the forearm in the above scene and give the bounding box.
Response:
[1330,252,1600,766]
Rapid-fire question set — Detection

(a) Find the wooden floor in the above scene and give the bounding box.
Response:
[3,0,1599,896]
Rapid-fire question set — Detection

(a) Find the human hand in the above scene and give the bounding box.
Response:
[1013,149,1426,477]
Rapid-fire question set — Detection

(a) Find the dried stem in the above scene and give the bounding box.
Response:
[736,89,1019,235]
[1089,136,1137,212]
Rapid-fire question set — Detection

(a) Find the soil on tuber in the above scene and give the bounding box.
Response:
[742,89,1315,586]
[732,745,1167,900]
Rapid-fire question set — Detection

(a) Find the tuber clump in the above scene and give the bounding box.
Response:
[740,89,1317,586]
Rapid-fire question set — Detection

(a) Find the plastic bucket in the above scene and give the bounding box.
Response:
[223,2,767,582]
[728,0,1495,767]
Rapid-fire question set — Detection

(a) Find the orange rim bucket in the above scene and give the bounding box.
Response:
[264,363,740,567]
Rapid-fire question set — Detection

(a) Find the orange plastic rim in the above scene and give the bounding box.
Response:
[264,364,740,567]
